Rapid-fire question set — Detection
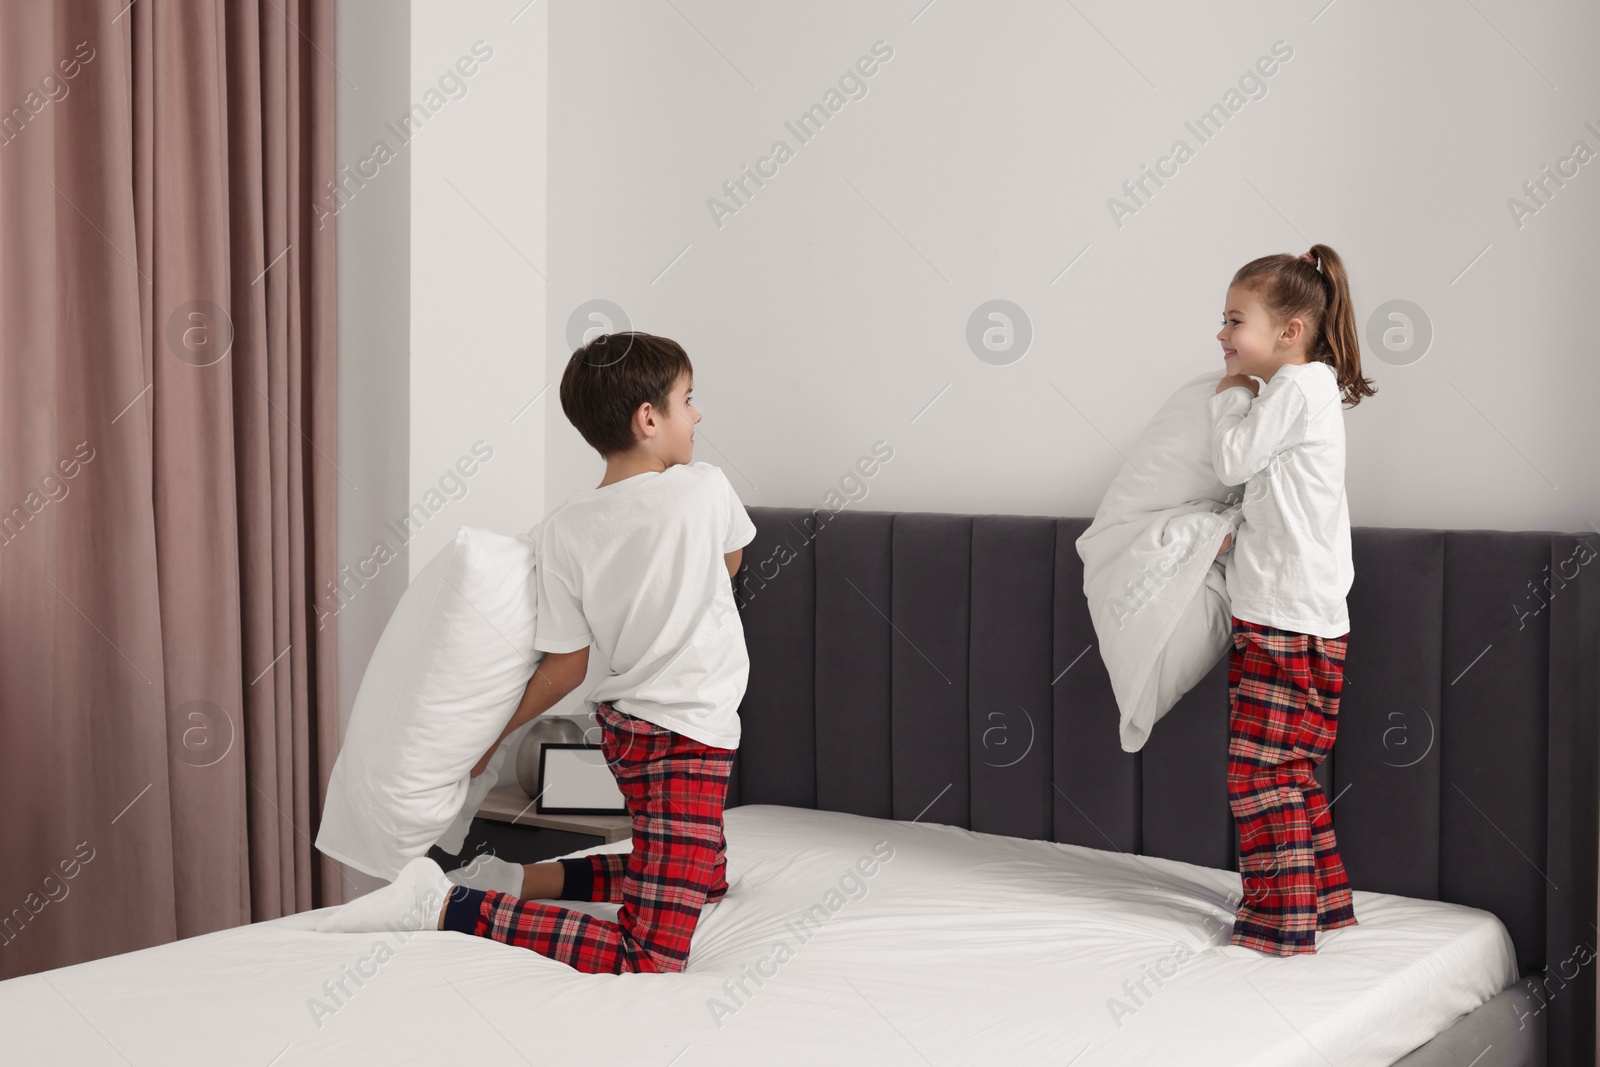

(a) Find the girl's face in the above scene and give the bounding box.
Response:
[1217,284,1305,383]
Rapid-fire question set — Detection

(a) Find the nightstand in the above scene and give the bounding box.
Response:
[475,785,631,843]
[431,786,631,872]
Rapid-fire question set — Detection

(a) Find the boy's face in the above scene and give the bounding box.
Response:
[652,372,700,465]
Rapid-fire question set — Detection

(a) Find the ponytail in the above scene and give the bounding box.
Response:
[1232,244,1377,407]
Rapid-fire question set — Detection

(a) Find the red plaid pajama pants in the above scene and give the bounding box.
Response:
[1226,616,1357,955]
[441,701,734,973]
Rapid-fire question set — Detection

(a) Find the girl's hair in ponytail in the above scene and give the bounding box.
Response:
[1232,244,1377,407]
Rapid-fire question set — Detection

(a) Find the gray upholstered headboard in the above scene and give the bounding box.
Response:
[726,506,1599,1064]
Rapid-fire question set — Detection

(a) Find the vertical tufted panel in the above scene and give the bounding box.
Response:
[1440,532,1550,971]
[1052,518,1141,854]
[889,513,972,826]
[1335,529,1445,900]
[967,516,1055,842]
[1140,656,1235,870]
[1544,534,1600,1067]
[728,507,819,810]
[814,511,894,818]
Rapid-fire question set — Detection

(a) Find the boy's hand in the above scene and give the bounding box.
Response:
[470,648,592,779]
[1216,533,1232,558]
[1216,374,1259,396]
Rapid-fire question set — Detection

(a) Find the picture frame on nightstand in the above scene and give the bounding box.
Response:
[535,743,627,815]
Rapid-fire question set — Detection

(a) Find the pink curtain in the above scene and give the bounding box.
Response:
[0,0,341,979]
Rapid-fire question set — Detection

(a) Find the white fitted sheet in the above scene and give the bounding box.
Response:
[0,805,1516,1066]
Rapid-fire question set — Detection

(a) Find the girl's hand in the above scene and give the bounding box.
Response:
[1217,533,1232,558]
[469,745,496,779]
[1216,373,1260,396]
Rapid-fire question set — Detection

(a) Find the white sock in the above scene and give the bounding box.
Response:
[446,854,524,896]
[316,857,453,934]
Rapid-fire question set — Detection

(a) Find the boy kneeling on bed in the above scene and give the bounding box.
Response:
[317,332,757,973]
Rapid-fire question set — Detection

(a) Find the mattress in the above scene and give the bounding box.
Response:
[0,804,1516,1066]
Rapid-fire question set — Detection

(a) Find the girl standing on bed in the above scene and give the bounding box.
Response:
[1209,244,1376,956]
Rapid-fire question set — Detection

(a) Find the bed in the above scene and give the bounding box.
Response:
[0,804,1525,1065]
[725,507,1598,1066]
[1,506,1594,1066]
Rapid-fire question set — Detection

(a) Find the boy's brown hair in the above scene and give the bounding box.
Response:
[559,332,694,457]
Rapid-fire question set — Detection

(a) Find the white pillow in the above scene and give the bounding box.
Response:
[1076,372,1242,752]
[315,526,544,880]
[430,720,530,858]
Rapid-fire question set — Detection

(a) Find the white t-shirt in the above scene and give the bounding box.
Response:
[533,461,758,750]
[1208,360,1352,639]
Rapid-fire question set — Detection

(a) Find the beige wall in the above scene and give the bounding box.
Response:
[542,1,1597,535]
